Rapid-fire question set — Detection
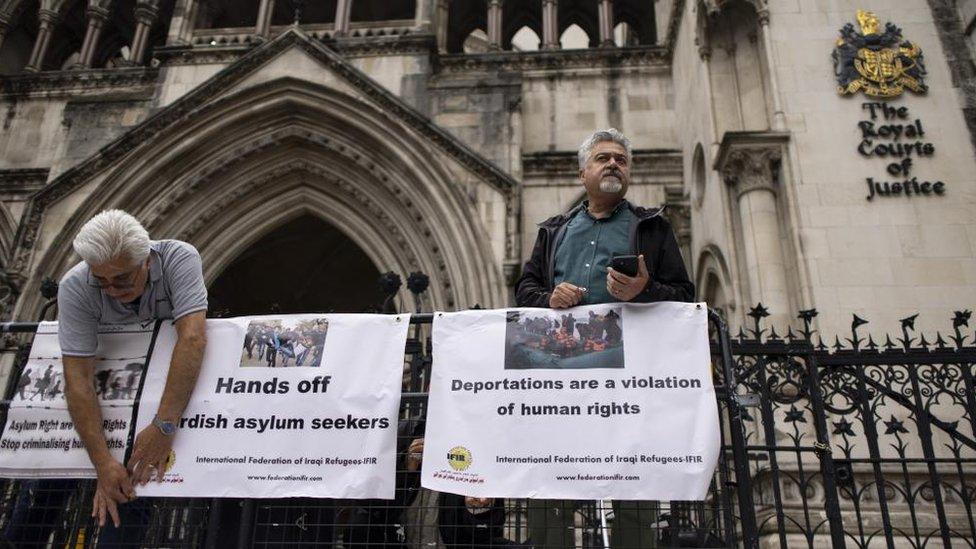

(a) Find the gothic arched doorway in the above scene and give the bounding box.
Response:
[207,215,382,316]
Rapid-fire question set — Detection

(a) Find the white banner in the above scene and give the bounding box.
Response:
[0,314,409,500]
[421,302,720,500]
[0,322,155,478]
[137,314,409,499]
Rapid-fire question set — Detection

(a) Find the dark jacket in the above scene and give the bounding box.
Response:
[344,419,424,549]
[438,493,516,549]
[515,201,694,307]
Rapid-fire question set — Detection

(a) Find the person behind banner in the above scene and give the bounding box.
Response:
[438,495,527,549]
[59,210,208,546]
[515,129,694,549]
[344,421,425,548]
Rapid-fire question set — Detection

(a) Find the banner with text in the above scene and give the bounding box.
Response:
[421,302,719,500]
[0,322,156,478]
[0,314,409,500]
[137,314,409,499]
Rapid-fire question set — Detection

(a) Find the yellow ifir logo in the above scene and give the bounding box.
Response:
[164,450,176,472]
[447,446,472,471]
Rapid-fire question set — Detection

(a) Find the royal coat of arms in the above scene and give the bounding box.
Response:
[833,10,927,98]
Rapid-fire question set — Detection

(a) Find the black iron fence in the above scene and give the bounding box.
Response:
[0,302,972,548]
[725,306,976,549]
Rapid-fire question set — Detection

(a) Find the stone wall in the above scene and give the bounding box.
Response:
[768,0,976,337]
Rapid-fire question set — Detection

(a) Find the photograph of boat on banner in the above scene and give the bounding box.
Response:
[504,306,624,370]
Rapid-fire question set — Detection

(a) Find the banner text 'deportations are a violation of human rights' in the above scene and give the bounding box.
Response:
[421,302,720,501]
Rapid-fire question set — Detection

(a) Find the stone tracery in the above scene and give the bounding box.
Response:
[8,42,516,319]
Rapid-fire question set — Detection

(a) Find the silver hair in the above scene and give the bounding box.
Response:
[73,209,151,266]
[577,128,632,170]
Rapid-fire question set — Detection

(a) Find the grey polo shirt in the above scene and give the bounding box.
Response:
[57,240,209,357]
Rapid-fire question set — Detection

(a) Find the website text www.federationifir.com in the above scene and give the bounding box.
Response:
[556,473,641,481]
[247,474,324,482]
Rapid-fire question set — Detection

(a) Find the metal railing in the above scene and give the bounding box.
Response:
[0,303,971,547]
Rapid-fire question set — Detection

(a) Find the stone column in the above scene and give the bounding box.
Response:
[698,35,721,153]
[597,0,613,46]
[24,9,60,72]
[166,0,198,46]
[334,0,351,37]
[129,1,159,65]
[721,146,791,319]
[487,0,502,50]
[541,0,558,50]
[76,3,112,68]
[255,0,275,38]
[413,0,433,33]
[756,9,786,130]
[435,0,449,52]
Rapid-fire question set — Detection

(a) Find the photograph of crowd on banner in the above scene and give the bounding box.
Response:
[14,363,63,402]
[241,317,329,368]
[93,362,144,401]
[14,359,144,404]
[504,307,624,369]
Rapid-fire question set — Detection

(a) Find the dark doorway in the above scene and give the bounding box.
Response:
[207,215,383,316]
[204,215,385,545]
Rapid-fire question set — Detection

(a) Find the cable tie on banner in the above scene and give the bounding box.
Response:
[813,441,830,457]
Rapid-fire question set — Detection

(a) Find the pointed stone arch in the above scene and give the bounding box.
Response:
[14,71,514,318]
[695,243,735,317]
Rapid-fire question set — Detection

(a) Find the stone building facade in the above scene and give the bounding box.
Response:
[0,0,973,337]
[0,1,974,546]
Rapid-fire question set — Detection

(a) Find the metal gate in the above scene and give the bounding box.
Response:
[0,301,971,547]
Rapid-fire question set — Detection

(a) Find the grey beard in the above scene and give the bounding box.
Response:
[600,177,623,193]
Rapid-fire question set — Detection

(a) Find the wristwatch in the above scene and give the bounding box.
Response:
[152,416,177,436]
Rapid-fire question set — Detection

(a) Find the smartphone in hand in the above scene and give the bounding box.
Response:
[610,255,639,277]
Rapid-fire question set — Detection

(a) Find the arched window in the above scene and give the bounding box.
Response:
[462,28,488,54]
[501,0,541,52]
[613,21,638,47]
[446,0,486,53]
[41,0,85,71]
[0,0,38,74]
[613,0,656,45]
[692,143,707,208]
[510,25,540,51]
[89,0,133,68]
[696,245,736,322]
[556,0,597,48]
[558,23,588,49]
[86,0,174,68]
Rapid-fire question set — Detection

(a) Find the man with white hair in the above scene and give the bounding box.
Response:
[516,129,694,548]
[58,209,208,542]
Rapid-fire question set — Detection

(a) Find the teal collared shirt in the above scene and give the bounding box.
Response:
[553,201,634,305]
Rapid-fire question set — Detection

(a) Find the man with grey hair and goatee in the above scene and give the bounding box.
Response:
[58,209,208,545]
[516,129,694,548]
